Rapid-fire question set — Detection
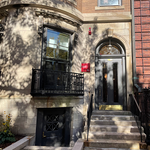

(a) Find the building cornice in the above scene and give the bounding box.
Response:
[0,0,83,22]
[35,9,82,27]
[0,0,132,23]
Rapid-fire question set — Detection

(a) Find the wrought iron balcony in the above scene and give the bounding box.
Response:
[31,69,84,96]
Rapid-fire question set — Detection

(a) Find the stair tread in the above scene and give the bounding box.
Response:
[89,132,145,135]
[89,125,138,128]
[91,120,137,124]
[85,139,143,143]
[92,115,133,117]
[84,148,146,150]
[92,111,132,115]
[93,111,131,112]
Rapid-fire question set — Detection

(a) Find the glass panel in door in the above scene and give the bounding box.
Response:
[96,59,123,105]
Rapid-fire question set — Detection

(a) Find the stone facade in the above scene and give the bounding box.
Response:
[0,0,133,146]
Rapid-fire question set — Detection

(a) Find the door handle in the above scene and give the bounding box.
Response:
[43,132,46,138]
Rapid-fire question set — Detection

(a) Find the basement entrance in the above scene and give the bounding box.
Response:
[95,38,126,110]
[35,108,71,146]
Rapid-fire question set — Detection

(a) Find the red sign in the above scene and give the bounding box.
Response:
[81,63,90,72]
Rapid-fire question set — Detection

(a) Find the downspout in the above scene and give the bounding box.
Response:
[131,0,137,89]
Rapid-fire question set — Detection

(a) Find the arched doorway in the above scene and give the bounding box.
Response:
[95,38,126,110]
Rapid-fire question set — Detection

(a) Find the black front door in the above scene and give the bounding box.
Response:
[95,58,125,107]
[35,108,71,146]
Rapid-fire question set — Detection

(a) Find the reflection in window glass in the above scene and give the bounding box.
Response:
[113,63,118,102]
[99,45,121,55]
[103,63,107,102]
[100,0,120,6]
[46,29,70,60]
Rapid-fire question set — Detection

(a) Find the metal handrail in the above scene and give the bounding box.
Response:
[129,93,143,142]
[87,93,93,141]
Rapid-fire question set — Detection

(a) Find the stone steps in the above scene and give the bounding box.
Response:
[87,132,145,141]
[90,120,137,126]
[91,115,135,121]
[92,111,132,116]
[83,110,147,150]
[84,125,140,133]
[84,139,147,149]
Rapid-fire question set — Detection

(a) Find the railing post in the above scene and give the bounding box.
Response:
[143,88,150,144]
[87,93,93,141]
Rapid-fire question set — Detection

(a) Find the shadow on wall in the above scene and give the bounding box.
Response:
[0,7,41,98]
[72,24,98,106]
[136,70,150,89]
[0,3,86,139]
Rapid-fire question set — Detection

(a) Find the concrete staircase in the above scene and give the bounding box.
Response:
[83,110,147,150]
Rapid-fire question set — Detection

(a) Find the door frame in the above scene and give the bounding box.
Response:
[95,40,127,110]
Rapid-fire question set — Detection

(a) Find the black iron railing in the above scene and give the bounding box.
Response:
[134,88,150,144]
[142,89,150,144]
[87,93,93,141]
[31,69,84,96]
[129,93,143,142]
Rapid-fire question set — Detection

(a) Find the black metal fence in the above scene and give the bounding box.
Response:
[133,88,150,144]
[31,69,84,96]
[87,93,93,141]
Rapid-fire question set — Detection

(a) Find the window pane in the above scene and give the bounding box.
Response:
[103,63,107,102]
[100,0,119,6]
[59,33,69,48]
[113,63,118,102]
[99,45,121,55]
[46,29,69,60]
[45,61,56,70]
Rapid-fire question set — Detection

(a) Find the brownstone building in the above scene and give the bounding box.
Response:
[0,0,146,148]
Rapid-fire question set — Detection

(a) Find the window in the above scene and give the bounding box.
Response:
[42,28,70,72]
[98,0,121,6]
[46,29,70,60]
[99,44,121,55]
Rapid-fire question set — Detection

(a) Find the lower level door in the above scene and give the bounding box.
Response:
[42,109,65,146]
[35,108,71,146]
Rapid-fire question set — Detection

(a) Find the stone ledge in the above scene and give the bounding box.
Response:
[24,146,72,150]
[72,139,84,150]
[3,136,34,150]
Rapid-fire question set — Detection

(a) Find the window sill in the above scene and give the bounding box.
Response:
[95,5,124,10]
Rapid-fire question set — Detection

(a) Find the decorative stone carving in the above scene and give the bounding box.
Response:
[38,25,43,37]
[35,9,81,27]
[102,28,114,38]
[0,9,8,19]
[0,21,5,43]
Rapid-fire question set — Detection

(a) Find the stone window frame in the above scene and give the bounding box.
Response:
[42,26,73,72]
